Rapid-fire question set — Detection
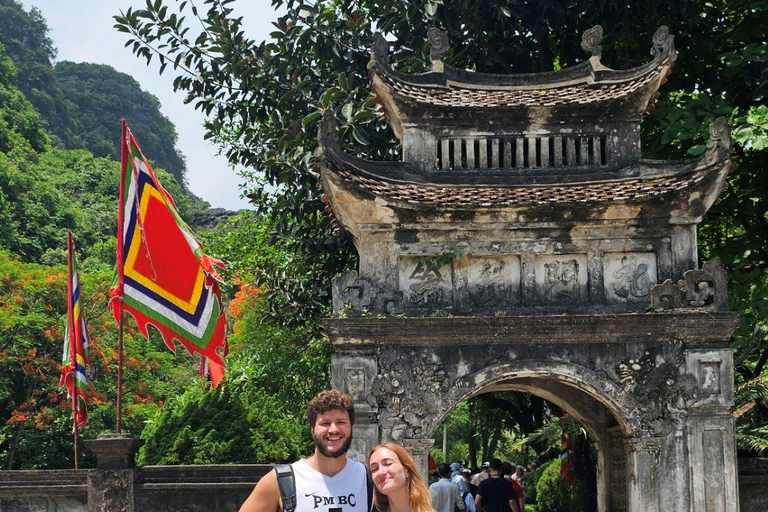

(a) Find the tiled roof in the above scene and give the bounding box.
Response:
[332,166,706,208]
[373,63,668,109]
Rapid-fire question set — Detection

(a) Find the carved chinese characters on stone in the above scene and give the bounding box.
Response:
[535,255,588,305]
[603,253,657,304]
[467,256,521,308]
[399,256,453,308]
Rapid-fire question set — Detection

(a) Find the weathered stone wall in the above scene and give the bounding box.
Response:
[0,465,268,512]
[0,469,87,512]
[1,461,766,511]
[738,458,768,512]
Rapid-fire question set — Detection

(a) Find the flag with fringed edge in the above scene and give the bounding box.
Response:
[60,231,90,430]
[110,120,227,379]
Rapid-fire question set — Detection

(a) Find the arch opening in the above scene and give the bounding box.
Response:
[428,368,631,512]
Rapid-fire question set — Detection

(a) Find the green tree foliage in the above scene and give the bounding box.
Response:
[0,145,200,267]
[0,0,77,147]
[200,211,332,409]
[138,384,310,465]
[56,61,188,184]
[0,250,207,470]
[431,393,548,470]
[535,459,589,512]
[0,44,49,155]
[117,0,768,453]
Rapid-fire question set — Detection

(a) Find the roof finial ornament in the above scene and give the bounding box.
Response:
[581,25,603,60]
[427,27,449,72]
[370,32,390,69]
[705,117,732,162]
[316,110,341,157]
[652,26,677,62]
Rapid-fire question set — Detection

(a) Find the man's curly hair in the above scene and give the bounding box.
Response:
[306,390,355,427]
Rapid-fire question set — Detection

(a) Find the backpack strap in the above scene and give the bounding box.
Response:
[274,464,296,512]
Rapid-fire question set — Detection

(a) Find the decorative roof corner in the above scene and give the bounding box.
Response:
[427,27,449,72]
[581,25,607,70]
[315,109,341,161]
[368,32,390,71]
[652,25,677,64]
[315,111,345,235]
[705,116,732,164]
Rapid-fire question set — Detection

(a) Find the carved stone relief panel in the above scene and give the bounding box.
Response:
[467,255,521,308]
[603,252,657,304]
[615,340,699,436]
[699,362,722,395]
[535,254,588,306]
[344,367,366,401]
[685,349,733,407]
[399,256,453,309]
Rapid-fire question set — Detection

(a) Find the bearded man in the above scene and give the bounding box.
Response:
[239,390,370,512]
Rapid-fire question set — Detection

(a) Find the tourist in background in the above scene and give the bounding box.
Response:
[471,462,491,486]
[431,463,466,512]
[475,459,519,512]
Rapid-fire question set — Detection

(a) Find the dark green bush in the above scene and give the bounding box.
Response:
[523,462,547,504]
[535,459,589,512]
[138,385,311,465]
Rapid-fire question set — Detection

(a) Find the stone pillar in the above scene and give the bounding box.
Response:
[607,427,628,512]
[332,354,380,464]
[685,347,739,511]
[402,126,437,172]
[687,413,739,511]
[84,433,144,512]
[402,438,435,481]
[669,223,698,279]
[625,437,662,512]
[87,469,135,512]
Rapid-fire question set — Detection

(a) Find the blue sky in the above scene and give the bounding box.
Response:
[23,1,283,210]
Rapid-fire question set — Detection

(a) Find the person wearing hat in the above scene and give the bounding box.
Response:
[471,461,491,487]
[460,469,478,512]
[451,462,471,495]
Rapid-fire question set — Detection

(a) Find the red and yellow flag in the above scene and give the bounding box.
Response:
[60,231,90,430]
[560,413,575,484]
[110,120,227,376]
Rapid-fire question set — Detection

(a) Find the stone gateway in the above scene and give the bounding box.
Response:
[318,27,740,512]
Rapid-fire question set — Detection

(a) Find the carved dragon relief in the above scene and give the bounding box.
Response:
[373,349,451,442]
[650,258,728,311]
[615,340,698,436]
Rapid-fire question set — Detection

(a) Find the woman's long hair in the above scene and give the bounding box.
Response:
[368,443,433,512]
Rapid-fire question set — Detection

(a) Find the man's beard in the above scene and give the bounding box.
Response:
[313,431,353,458]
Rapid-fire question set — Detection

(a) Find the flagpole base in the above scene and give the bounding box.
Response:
[84,433,144,469]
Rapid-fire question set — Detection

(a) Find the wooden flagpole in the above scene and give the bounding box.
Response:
[115,120,128,434]
[67,231,79,469]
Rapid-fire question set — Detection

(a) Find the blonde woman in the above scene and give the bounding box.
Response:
[368,443,434,512]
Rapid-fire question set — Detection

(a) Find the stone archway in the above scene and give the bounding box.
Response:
[320,25,740,512]
[447,364,635,512]
[328,313,740,512]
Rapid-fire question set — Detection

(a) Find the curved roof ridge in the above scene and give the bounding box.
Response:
[368,26,676,92]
